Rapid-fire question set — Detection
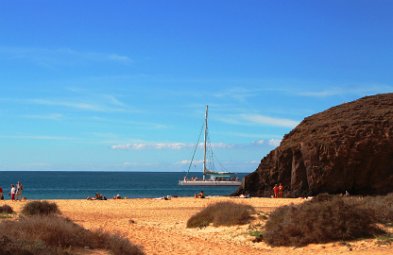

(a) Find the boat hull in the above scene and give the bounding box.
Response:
[178,180,242,186]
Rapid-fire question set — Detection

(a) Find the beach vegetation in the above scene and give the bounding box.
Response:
[249,230,264,242]
[0,205,15,219]
[375,233,393,246]
[257,211,269,220]
[346,193,393,224]
[21,200,60,216]
[264,194,387,247]
[0,214,14,219]
[0,204,14,214]
[0,215,144,255]
[187,201,255,228]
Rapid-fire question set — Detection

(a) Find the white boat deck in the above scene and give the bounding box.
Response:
[178,180,242,186]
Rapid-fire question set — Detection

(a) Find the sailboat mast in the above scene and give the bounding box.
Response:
[203,105,208,180]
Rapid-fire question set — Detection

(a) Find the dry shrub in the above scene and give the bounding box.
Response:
[187,201,255,228]
[309,193,335,203]
[264,196,381,247]
[0,215,144,255]
[0,205,14,214]
[345,193,393,224]
[21,201,60,216]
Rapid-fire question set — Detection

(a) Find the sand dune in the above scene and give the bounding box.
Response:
[2,197,391,255]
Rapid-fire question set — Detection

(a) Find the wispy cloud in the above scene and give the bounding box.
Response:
[253,139,265,145]
[111,142,234,150]
[0,46,132,67]
[217,113,299,128]
[214,131,273,139]
[240,114,299,128]
[214,87,258,102]
[87,117,168,130]
[268,138,281,147]
[297,85,393,98]
[112,143,187,150]
[30,99,105,111]
[112,139,280,151]
[0,135,75,140]
[298,89,342,97]
[2,92,134,113]
[177,159,205,165]
[108,54,132,63]
[250,139,281,147]
[23,113,64,121]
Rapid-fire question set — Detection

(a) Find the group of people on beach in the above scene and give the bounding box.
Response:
[273,183,284,198]
[87,193,107,200]
[87,193,128,200]
[195,190,205,198]
[0,181,24,201]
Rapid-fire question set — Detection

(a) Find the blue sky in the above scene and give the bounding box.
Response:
[0,0,392,172]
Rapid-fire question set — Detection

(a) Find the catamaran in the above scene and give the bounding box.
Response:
[178,105,242,186]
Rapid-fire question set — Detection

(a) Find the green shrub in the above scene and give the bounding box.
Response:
[375,233,393,246]
[250,230,264,242]
[21,201,60,216]
[264,196,381,246]
[0,215,144,255]
[0,205,14,214]
[187,201,255,228]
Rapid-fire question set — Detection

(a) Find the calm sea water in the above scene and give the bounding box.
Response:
[0,171,248,199]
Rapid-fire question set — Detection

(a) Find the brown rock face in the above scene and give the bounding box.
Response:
[236,93,393,197]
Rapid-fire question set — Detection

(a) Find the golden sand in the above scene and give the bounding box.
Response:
[2,197,392,255]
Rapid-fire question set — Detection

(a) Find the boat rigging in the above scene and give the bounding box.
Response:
[178,105,242,186]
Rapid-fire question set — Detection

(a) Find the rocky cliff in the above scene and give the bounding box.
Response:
[236,93,393,197]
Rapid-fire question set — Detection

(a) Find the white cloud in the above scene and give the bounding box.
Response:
[298,90,341,97]
[216,131,267,139]
[297,85,393,98]
[88,117,168,130]
[251,138,282,147]
[112,143,188,150]
[111,139,285,151]
[30,99,101,111]
[23,113,63,121]
[240,114,299,128]
[108,54,132,63]
[27,95,130,113]
[254,139,264,145]
[214,87,257,102]
[216,112,299,128]
[178,159,205,165]
[0,135,75,140]
[30,99,103,111]
[4,89,134,114]
[0,46,132,67]
[208,142,234,149]
[111,142,234,151]
[268,139,281,147]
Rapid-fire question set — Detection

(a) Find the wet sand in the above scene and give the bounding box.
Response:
[2,197,392,255]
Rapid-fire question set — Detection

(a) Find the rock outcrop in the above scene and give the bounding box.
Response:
[236,93,393,197]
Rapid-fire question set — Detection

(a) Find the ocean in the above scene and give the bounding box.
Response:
[0,171,249,199]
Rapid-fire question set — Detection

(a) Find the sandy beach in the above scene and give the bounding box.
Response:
[1,197,392,255]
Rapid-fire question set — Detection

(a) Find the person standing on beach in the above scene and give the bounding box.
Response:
[10,184,16,201]
[273,184,279,198]
[278,183,284,198]
[0,186,3,200]
[16,181,23,200]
